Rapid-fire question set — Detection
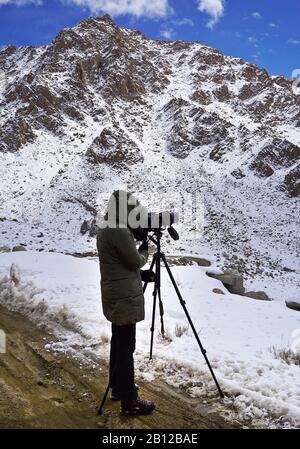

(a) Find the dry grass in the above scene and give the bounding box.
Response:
[271,346,300,365]
[158,328,173,343]
[175,323,189,338]
[100,334,110,344]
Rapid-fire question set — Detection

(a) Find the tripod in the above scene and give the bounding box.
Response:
[97,228,224,415]
[143,229,224,399]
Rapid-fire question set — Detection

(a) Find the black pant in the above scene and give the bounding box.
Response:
[109,323,138,402]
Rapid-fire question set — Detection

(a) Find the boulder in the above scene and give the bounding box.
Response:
[212,288,225,295]
[244,291,271,301]
[89,219,97,237]
[80,220,89,235]
[207,269,245,295]
[0,246,10,253]
[231,168,246,179]
[194,257,211,267]
[12,245,27,252]
[286,301,300,312]
[80,219,97,237]
[167,256,211,267]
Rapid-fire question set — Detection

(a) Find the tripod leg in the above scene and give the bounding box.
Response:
[97,382,110,415]
[143,253,156,293]
[154,252,165,338]
[157,283,165,338]
[161,254,224,399]
[149,254,160,360]
[97,333,117,415]
[149,279,158,360]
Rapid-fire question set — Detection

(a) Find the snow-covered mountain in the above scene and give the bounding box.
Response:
[0,14,299,291]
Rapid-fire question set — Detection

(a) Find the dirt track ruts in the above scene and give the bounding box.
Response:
[0,305,240,429]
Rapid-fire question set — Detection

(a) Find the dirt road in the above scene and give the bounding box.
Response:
[0,305,240,429]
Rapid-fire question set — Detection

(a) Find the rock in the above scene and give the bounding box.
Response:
[191,89,212,105]
[273,76,291,89]
[167,256,211,267]
[243,291,271,301]
[250,160,274,177]
[80,220,89,235]
[86,127,143,167]
[12,245,27,252]
[209,144,229,161]
[80,219,97,237]
[207,269,245,295]
[0,246,10,253]
[282,266,296,273]
[89,219,97,237]
[68,251,98,258]
[285,301,300,312]
[231,168,246,179]
[194,258,211,267]
[281,163,300,197]
[0,117,36,153]
[212,288,225,295]
[250,138,300,178]
[214,85,231,102]
[238,83,259,101]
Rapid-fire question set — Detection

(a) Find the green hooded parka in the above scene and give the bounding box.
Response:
[97,191,148,325]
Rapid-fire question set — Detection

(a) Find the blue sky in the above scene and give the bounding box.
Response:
[0,0,299,78]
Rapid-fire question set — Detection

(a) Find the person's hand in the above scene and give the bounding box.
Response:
[138,241,148,252]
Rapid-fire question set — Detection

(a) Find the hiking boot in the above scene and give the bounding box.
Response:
[121,397,156,416]
[110,384,139,401]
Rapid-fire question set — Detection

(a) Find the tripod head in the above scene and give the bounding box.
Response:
[147,225,179,247]
[133,210,179,245]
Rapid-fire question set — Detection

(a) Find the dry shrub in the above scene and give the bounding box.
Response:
[175,323,189,338]
[271,346,300,365]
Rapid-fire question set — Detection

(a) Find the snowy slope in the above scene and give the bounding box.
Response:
[0,251,299,427]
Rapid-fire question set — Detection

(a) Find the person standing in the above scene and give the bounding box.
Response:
[97,190,155,416]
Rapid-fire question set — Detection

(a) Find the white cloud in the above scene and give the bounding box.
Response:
[0,0,172,19]
[160,27,175,40]
[63,0,172,18]
[252,12,262,20]
[269,23,277,28]
[248,36,258,43]
[197,0,225,29]
[172,17,194,27]
[287,39,300,45]
[251,51,261,61]
[0,0,42,5]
